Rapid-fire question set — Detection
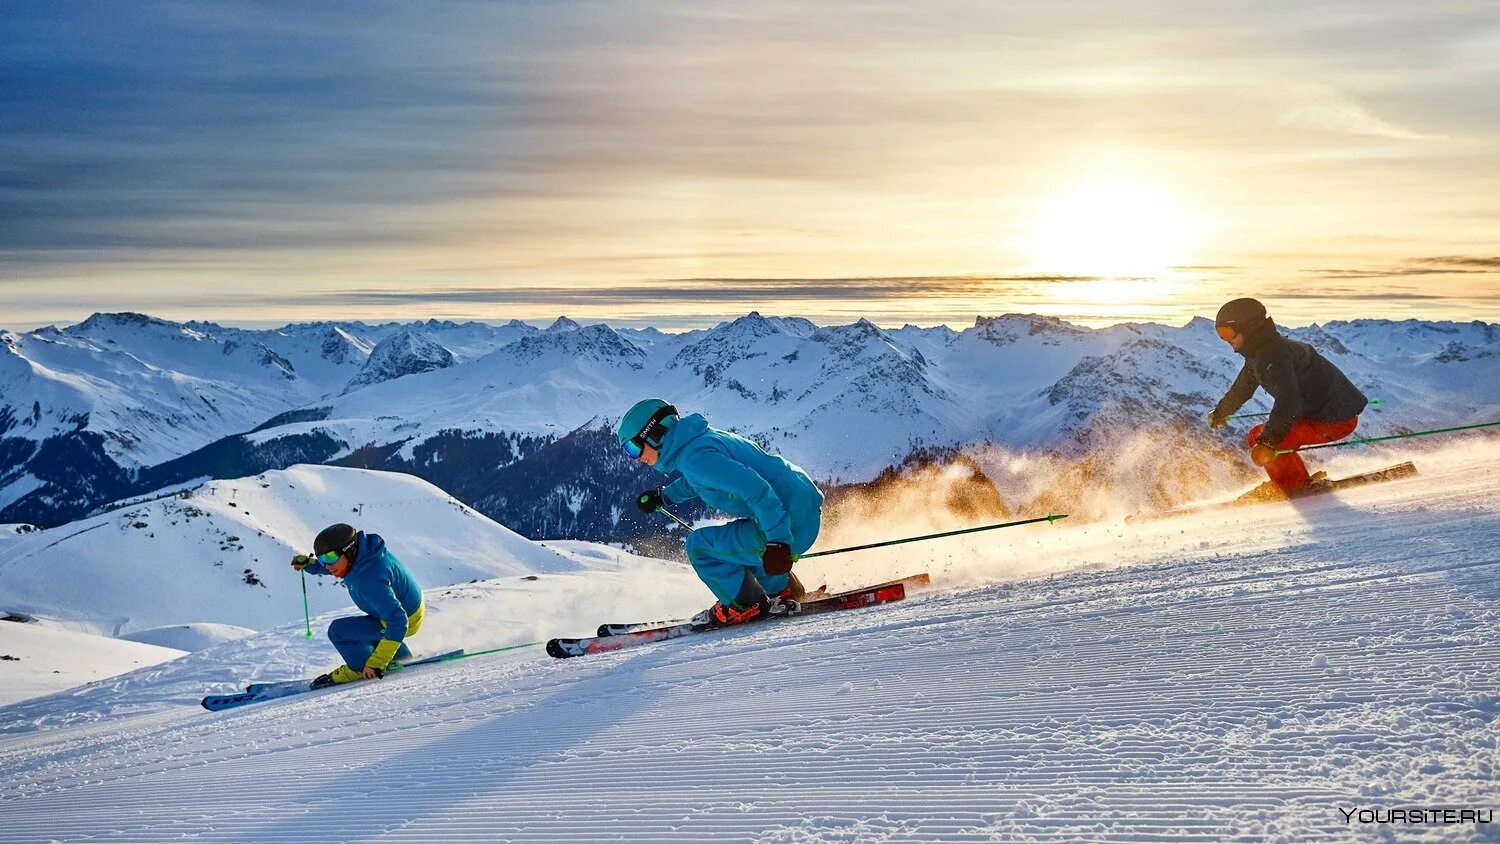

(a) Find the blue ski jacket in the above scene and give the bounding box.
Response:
[656,413,824,545]
[304,532,423,643]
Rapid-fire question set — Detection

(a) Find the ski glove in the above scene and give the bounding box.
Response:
[762,542,794,576]
[1250,443,1278,467]
[636,487,666,514]
[364,638,403,673]
[291,554,313,571]
[1207,409,1229,430]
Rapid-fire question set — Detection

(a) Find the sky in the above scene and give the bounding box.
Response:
[2,1,1498,330]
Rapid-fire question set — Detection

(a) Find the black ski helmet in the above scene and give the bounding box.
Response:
[314,523,359,560]
[1215,298,1269,334]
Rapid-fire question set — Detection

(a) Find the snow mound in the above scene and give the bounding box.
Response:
[0,465,580,636]
[0,618,186,707]
[120,623,256,652]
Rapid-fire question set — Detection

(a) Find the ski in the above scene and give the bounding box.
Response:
[202,649,465,712]
[549,581,911,660]
[1127,462,1418,524]
[594,573,930,636]
[243,679,307,696]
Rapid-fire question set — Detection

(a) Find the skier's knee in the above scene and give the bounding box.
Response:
[327,616,358,643]
[684,530,707,564]
[1246,423,1266,448]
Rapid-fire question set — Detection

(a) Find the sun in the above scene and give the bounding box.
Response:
[1026,178,1200,278]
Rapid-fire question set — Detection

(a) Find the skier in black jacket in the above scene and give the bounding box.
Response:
[1207,298,1368,497]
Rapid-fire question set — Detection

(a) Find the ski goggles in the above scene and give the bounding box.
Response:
[623,404,677,459]
[1215,324,1240,341]
[315,535,358,565]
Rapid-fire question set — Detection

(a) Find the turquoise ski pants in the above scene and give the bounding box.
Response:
[684,504,821,605]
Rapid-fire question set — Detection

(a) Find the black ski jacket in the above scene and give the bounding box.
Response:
[1214,320,1368,447]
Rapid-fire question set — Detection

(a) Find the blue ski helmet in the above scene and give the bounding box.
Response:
[617,398,678,453]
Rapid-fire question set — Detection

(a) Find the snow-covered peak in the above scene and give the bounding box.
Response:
[717,311,788,338]
[810,318,909,361]
[496,323,645,367]
[666,312,804,379]
[341,330,455,395]
[75,311,196,337]
[545,316,583,333]
[708,311,817,338]
[970,313,1093,347]
[616,326,673,348]
[319,326,374,365]
[1283,324,1355,357]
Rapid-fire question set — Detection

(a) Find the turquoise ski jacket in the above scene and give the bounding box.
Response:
[657,413,823,545]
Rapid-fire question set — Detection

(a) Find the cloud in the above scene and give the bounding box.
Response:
[1415,256,1500,269]
[1280,100,1434,141]
[1306,255,1500,279]
[185,276,1116,309]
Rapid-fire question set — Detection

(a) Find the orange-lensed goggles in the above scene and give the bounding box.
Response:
[1215,324,1239,341]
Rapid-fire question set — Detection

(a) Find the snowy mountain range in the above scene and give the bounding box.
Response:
[2,310,1497,539]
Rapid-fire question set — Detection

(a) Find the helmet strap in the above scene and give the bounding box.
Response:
[632,404,678,451]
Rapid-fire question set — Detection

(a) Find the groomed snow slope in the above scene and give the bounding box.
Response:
[0,446,1495,841]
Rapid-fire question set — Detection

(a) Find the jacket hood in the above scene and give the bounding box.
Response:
[354,531,387,569]
[654,412,709,473]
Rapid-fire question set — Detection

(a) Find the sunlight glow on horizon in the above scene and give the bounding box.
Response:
[1025,177,1205,280]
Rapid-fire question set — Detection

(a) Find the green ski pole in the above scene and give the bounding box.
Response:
[1233,397,1381,421]
[301,570,313,639]
[1277,419,1500,455]
[798,514,1068,559]
[384,640,542,672]
[654,506,1065,559]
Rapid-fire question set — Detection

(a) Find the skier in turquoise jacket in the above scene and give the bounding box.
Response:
[619,399,824,628]
[291,523,424,688]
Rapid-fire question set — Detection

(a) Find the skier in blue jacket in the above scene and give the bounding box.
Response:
[619,399,824,629]
[291,523,424,688]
